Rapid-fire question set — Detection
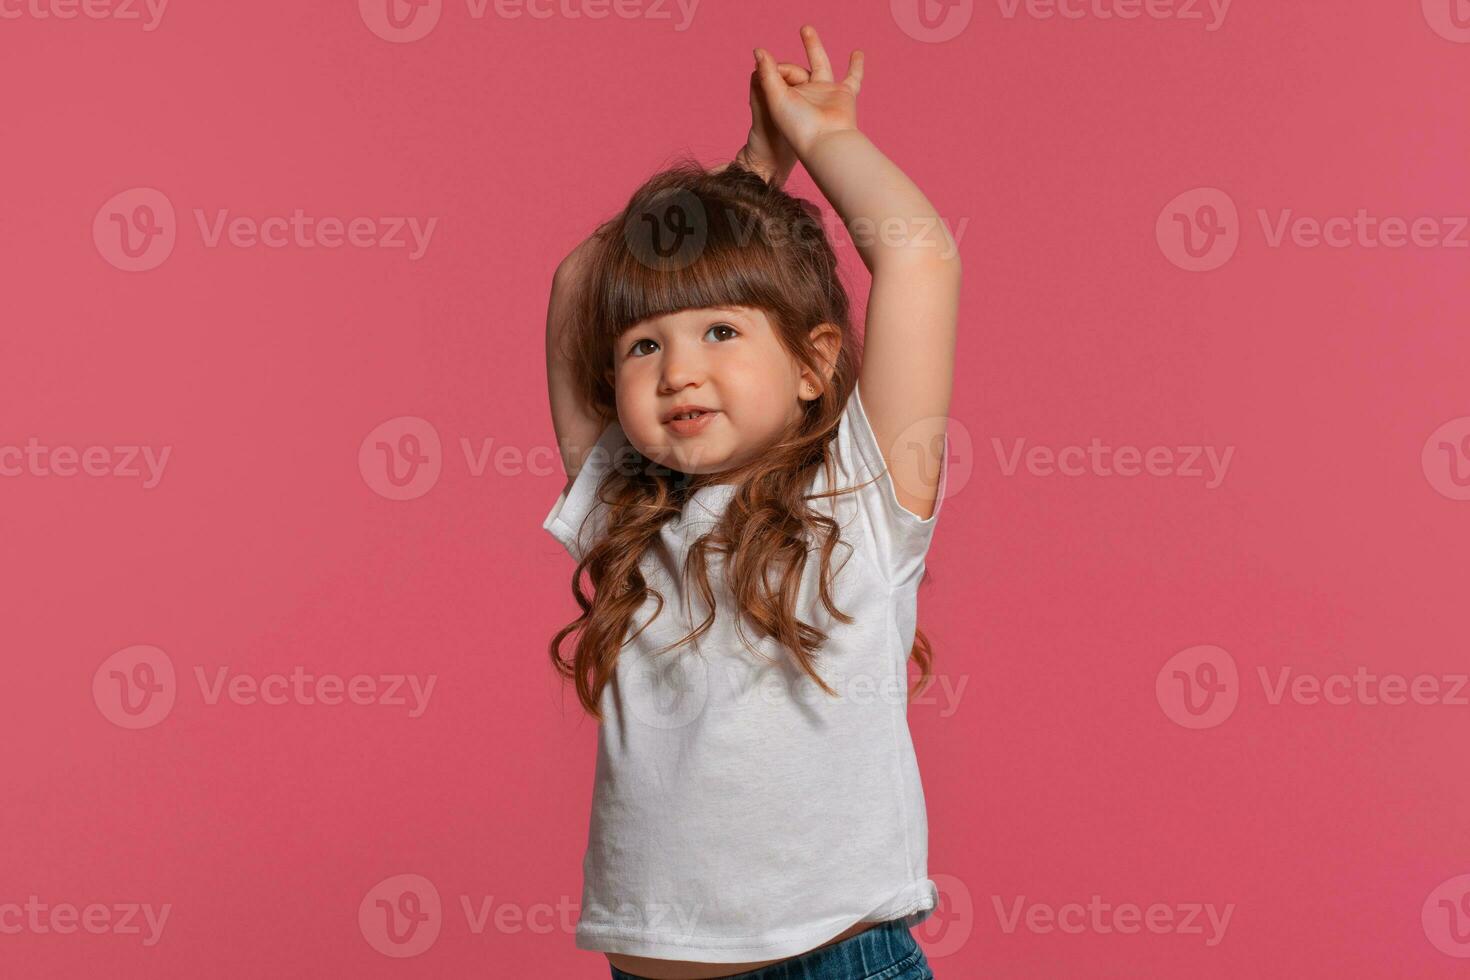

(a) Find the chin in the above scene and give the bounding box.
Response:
[629,428,733,476]
[629,442,711,475]
[670,455,724,476]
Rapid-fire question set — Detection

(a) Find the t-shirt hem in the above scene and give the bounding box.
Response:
[574,880,938,963]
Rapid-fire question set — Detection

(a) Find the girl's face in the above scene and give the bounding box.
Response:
[610,305,831,478]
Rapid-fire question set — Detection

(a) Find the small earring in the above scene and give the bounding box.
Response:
[804,383,816,396]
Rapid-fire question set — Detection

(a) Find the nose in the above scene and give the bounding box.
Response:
[657,339,705,393]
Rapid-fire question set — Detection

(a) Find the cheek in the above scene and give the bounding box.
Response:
[612,363,641,397]
[613,371,659,431]
[721,348,784,385]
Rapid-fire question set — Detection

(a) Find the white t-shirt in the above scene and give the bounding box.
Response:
[542,384,948,963]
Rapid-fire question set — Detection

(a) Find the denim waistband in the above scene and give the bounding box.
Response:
[611,918,921,980]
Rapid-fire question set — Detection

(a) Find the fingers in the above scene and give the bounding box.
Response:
[752,48,786,103]
[777,62,811,85]
[756,31,838,90]
[799,24,834,82]
[749,63,809,96]
[843,49,864,94]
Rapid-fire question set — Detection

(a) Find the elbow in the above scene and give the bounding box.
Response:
[940,251,962,280]
[877,247,962,283]
[930,232,963,275]
[552,255,578,289]
[557,232,604,285]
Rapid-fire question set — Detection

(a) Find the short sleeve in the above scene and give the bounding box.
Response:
[542,420,630,562]
[824,383,950,587]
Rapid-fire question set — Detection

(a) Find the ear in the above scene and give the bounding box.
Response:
[802,322,842,395]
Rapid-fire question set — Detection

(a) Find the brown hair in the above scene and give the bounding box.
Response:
[549,159,934,722]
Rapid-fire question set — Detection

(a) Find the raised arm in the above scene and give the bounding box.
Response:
[754,27,961,520]
[546,236,609,489]
[550,66,810,487]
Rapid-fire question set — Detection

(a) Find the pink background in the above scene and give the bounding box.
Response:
[3,0,1470,976]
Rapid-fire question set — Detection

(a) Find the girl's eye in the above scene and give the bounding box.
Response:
[627,324,736,358]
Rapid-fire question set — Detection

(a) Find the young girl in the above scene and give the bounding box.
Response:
[544,26,959,980]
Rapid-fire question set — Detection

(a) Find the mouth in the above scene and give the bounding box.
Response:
[662,408,720,436]
[662,406,719,423]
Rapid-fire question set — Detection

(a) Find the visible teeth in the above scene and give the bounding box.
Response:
[675,412,703,420]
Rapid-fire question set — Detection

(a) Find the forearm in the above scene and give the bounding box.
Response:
[796,129,957,273]
[546,258,582,395]
[546,240,608,479]
[547,241,591,377]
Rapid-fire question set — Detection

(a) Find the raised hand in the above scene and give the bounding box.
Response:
[733,60,810,186]
[752,25,864,160]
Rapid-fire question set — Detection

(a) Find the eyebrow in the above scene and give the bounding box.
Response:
[636,308,747,331]
[621,308,747,342]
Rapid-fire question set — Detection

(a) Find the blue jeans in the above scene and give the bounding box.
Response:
[608,919,935,980]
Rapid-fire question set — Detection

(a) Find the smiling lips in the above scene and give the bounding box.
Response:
[662,403,718,422]
[662,407,720,436]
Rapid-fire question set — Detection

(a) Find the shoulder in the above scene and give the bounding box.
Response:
[813,385,950,587]
[542,419,632,562]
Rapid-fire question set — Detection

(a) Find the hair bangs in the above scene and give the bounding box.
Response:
[598,200,796,338]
